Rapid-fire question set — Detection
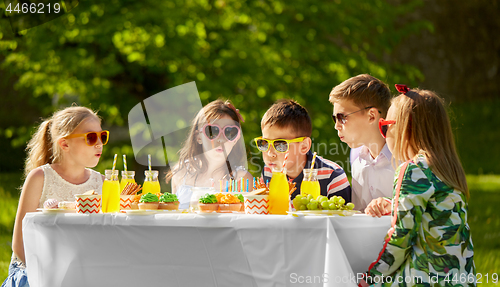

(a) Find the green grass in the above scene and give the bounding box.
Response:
[1,173,499,285]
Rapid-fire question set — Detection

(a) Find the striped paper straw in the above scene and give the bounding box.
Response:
[148,154,152,172]
[123,154,127,172]
[308,152,317,181]
[111,154,117,180]
[282,152,289,173]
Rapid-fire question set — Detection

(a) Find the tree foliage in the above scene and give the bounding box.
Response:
[0,0,429,174]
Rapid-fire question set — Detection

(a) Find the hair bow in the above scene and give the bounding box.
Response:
[395,84,409,94]
[226,102,245,123]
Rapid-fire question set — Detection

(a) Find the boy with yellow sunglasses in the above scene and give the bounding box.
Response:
[255,99,351,202]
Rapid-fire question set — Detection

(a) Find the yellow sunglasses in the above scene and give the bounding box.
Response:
[65,130,109,146]
[254,137,306,153]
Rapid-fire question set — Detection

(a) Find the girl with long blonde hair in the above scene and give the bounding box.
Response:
[3,106,107,287]
[362,85,475,286]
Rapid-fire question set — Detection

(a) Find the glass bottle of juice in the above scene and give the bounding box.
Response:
[102,170,120,213]
[120,171,136,192]
[301,169,320,199]
[268,168,290,215]
[143,170,161,195]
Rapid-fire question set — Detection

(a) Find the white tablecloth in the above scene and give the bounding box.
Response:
[23,213,390,287]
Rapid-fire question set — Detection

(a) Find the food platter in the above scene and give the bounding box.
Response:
[124,209,187,215]
[287,210,360,217]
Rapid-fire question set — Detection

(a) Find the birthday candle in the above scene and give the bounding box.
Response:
[220,180,222,193]
[253,177,256,189]
[266,179,269,188]
[226,180,229,193]
[240,177,243,192]
[246,179,249,192]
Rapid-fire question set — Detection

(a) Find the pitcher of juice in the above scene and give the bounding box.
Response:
[120,170,136,192]
[102,170,120,213]
[301,169,320,199]
[268,168,290,215]
[143,170,161,195]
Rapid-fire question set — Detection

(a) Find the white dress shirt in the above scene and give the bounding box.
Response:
[351,144,395,211]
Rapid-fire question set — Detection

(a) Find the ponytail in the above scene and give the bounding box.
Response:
[24,119,54,178]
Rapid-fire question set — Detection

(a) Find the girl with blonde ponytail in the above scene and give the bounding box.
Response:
[3,106,108,287]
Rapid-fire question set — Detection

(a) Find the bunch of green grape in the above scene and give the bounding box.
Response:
[292,194,355,211]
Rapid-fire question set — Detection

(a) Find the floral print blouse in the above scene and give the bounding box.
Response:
[366,155,476,286]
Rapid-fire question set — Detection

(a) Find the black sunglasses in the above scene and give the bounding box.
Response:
[332,106,377,124]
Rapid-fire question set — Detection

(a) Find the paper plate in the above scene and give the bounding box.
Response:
[36,208,76,214]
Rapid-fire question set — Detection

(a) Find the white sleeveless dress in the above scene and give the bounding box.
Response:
[38,164,103,208]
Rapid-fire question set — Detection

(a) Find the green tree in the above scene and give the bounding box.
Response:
[0,0,429,174]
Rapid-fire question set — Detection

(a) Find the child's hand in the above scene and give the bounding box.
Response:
[364,197,391,217]
[358,279,370,287]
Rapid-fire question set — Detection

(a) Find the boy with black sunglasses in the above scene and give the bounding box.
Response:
[255,99,351,202]
[328,74,394,212]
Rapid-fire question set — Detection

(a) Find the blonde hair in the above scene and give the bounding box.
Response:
[24,106,100,178]
[165,99,245,183]
[390,89,469,198]
[329,74,392,118]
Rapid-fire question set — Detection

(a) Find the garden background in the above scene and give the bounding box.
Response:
[1,0,499,285]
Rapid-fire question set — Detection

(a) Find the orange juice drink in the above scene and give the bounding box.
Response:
[301,169,320,199]
[300,181,320,199]
[143,170,161,194]
[268,171,290,215]
[120,171,136,192]
[102,170,120,213]
[143,181,160,194]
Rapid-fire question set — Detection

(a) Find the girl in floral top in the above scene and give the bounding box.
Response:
[362,85,475,286]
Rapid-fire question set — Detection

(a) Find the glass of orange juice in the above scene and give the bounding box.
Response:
[301,169,320,199]
[102,170,120,213]
[120,171,136,192]
[143,170,161,195]
[268,167,290,215]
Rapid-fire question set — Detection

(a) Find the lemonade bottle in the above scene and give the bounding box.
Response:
[301,169,320,199]
[102,170,120,213]
[143,170,161,195]
[120,170,136,192]
[268,167,290,215]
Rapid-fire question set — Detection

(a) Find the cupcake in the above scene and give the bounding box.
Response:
[159,193,180,210]
[43,198,59,209]
[198,193,218,213]
[138,193,160,210]
[217,193,244,213]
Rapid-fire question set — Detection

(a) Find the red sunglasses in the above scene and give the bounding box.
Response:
[379,119,396,138]
[199,124,241,142]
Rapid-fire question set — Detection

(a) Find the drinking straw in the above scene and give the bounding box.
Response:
[308,152,318,181]
[221,145,233,180]
[111,154,117,180]
[148,154,152,172]
[123,154,127,172]
[282,152,289,173]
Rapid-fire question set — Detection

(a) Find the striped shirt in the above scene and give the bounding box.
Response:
[262,150,352,202]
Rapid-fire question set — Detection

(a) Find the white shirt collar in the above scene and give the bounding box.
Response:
[357,144,392,165]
